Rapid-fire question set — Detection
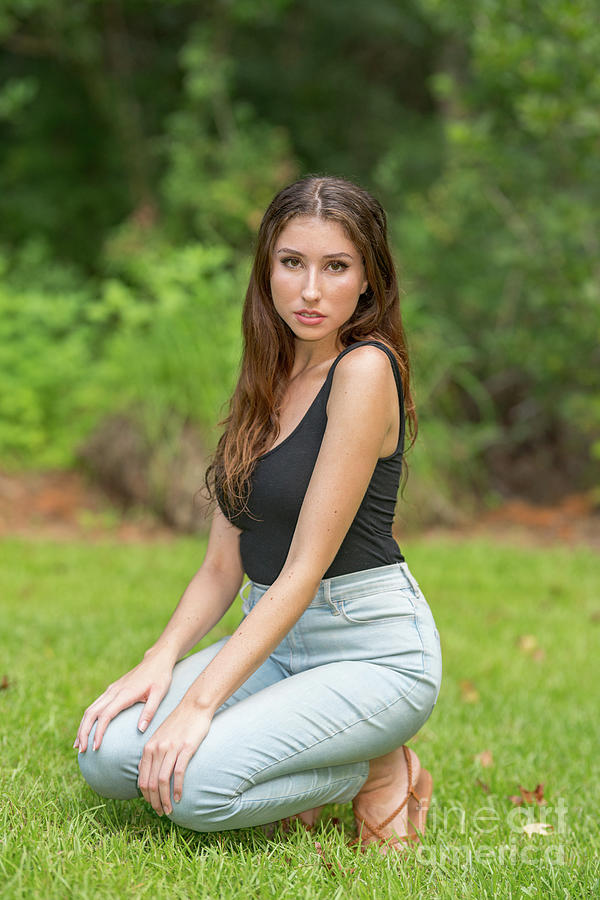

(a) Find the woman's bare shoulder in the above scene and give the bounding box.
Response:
[333,341,396,380]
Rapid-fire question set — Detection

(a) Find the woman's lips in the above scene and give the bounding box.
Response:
[294,312,326,325]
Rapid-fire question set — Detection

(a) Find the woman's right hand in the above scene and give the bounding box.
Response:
[74,650,174,753]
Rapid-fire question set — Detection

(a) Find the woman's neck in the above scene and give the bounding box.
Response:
[291,335,345,377]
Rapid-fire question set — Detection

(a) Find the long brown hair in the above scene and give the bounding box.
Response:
[203,174,418,518]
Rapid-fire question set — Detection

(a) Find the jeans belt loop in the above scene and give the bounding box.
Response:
[401,563,420,596]
[238,579,252,605]
[324,579,340,615]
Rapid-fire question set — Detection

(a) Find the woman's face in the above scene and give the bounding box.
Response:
[270,216,368,352]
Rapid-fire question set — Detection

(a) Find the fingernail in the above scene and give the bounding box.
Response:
[139,721,147,733]
[174,793,181,804]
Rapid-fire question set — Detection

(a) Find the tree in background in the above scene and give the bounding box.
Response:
[396,0,600,506]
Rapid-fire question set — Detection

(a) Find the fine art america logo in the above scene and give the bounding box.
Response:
[409,797,570,867]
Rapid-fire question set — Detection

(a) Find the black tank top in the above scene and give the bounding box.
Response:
[217,340,406,584]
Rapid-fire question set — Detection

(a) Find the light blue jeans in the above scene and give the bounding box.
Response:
[78,561,442,832]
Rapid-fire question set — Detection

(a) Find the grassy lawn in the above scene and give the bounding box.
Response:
[0,535,598,898]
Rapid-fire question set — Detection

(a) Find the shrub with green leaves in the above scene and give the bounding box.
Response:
[0,236,246,470]
[0,241,108,468]
[386,0,600,497]
[95,235,247,445]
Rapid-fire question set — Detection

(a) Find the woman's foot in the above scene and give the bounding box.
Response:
[352,745,421,854]
[280,804,324,832]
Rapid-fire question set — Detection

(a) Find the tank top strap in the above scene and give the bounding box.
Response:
[325,340,403,404]
[323,340,405,453]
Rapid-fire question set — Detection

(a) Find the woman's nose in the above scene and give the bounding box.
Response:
[301,268,321,301]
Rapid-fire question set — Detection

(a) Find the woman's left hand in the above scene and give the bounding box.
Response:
[137,699,212,816]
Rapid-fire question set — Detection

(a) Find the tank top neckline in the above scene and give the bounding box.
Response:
[256,339,402,462]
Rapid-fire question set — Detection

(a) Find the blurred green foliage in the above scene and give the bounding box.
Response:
[387,0,600,508]
[0,0,598,512]
[0,240,102,466]
[97,234,247,444]
[0,233,247,469]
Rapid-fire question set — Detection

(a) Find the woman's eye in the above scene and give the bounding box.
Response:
[280,257,348,272]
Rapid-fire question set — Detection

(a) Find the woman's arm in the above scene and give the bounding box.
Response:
[75,506,244,752]
[144,506,245,666]
[186,345,398,711]
[138,346,400,814]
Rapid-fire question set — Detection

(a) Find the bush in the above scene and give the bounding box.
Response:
[0,240,109,468]
[0,234,247,472]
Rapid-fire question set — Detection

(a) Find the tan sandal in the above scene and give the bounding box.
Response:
[349,744,433,853]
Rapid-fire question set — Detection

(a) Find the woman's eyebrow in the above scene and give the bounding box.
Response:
[276,247,354,260]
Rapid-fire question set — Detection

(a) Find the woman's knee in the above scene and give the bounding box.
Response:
[78,715,141,800]
[164,742,244,832]
[165,769,240,832]
[166,795,232,832]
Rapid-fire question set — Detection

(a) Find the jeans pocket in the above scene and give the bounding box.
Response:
[338,588,416,625]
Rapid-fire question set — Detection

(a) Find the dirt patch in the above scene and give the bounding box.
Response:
[1,467,599,549]
[0,468,176,543]
[415,492,600,551]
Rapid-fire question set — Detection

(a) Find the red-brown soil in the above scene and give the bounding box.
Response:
[418,493,600,551]
[0,468,176,543]
[1,468,599,549]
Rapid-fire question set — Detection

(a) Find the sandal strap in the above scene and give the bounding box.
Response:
[352,744,420,844]
[348,832,416,853]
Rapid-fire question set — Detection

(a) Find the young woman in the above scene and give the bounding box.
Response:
[75,175,442,855]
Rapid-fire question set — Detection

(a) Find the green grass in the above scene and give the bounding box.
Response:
[1,535,599,898]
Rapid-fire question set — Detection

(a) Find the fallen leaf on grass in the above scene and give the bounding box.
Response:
[475,749,494,767]
[475,778,491,794]
[523,822,554,836]
[459,680,479,703]
[517,634,538,653]
[508,784,547,806]
[1,675,10,690]
[517,635,545,661]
